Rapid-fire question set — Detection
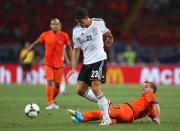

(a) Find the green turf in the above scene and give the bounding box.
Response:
[0,84,180,131]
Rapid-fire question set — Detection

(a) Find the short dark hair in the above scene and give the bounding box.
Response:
[144,81,157,94]
[73,7,89,19]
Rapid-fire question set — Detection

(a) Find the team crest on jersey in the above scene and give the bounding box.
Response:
[91,27,98,36]
[58,40,62,44]
[58,38,63,44]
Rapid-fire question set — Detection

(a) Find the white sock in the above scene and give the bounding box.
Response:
[97,94,110,119]
[83,89,97,102]
[60,73,66,93]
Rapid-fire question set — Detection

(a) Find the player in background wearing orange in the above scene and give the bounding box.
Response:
[68,81,160,124]
[21,18,72,109]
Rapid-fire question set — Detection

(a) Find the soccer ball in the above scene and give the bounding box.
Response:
[25,103,40,118]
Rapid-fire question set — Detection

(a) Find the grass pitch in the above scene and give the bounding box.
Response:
[0,84,180,131]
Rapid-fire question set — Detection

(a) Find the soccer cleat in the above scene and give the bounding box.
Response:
[71,116,81,123]
[67,109,84,121]
[67,109,76,116]
[52,100,59,109]
[100,118,112,125]
[45,104,53,110]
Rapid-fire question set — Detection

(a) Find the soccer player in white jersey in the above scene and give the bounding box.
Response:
[67,7,113,125]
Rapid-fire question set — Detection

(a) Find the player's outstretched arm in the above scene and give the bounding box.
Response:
[21,41,39,61]
[66,48,80,78]
[152,104,160,124]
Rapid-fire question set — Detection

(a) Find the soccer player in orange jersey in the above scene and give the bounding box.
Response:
[21,18,72,109]
[68,81,160,124]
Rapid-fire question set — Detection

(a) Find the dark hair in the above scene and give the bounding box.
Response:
[144,81,157,94]
[73,7,88,19]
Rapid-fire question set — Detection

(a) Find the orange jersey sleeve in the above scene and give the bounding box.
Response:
[144,92,157,104]
[37,32,46,44]
[129,92,158,120]
[63,32,71,46]
[36,30,71,68]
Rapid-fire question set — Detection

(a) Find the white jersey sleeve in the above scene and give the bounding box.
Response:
[98,19,108,34]
[73,26,81,48]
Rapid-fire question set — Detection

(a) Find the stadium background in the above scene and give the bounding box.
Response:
[0,0,180,131]
[0,0,179,85]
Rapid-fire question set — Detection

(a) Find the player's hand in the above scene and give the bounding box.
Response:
[105,37,113,48]
[152,117,160,124]
[21,54,27,61]
[66,69,75,79]
[147,117,153,122]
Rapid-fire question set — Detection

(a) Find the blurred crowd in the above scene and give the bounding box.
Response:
[124,0,180,38]
[0,0,179,65]
[0,0,132,43]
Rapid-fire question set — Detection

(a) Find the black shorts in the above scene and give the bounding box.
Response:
[22,64,32,71]
[78,60,107,86]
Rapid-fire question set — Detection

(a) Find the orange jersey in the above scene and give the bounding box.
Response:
[128,92,157,120]
[37,30,71,68]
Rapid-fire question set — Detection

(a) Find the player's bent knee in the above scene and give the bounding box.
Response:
[76,82,88,96]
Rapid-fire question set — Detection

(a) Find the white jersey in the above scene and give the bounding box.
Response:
[73,18,108,65]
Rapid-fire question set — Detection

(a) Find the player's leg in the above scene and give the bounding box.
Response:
[76,65,97,102]
[68,109,102,122]
[76,81,97,102]
[82,110,118,123]
[53,82,60,101]
[22,64,26,83]
[68,108,118,124]
[25,64,32,83]
[44,65,54,109]
[90,60,111,125]
[69,104,131,124]
[28,64,33,83]
[52,82,60,109]
[91,80,111,125]
[52,68,63,109]
[109,104,134,123]
[53,68,63,100]
[46,80,54,109]
[82,110,102,122]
